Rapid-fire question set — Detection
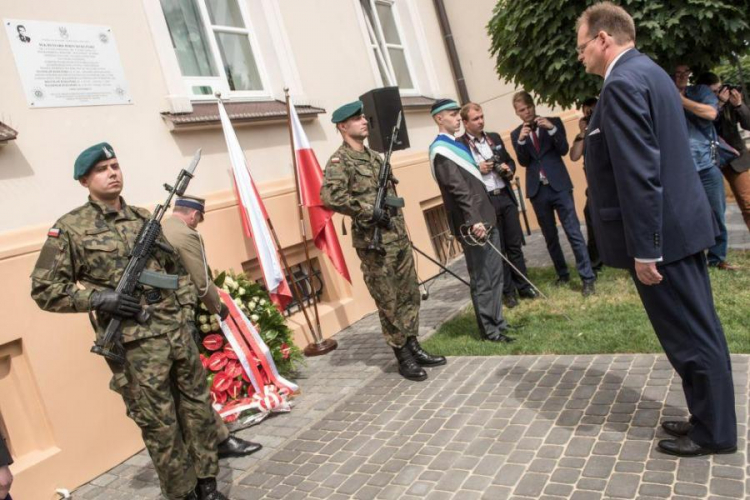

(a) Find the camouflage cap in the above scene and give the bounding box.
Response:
[175,195,206,214]
[74,142,116,180]
[331,100,364,124]
[430,99,460,116]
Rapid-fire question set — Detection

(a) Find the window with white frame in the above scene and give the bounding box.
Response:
[160,0,268,98]
[359,0,416,93]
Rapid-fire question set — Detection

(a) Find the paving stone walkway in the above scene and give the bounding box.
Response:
[74,207,749,499]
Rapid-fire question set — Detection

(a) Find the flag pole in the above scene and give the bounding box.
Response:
[284,87,338,357]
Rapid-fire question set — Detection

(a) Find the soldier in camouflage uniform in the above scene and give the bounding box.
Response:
[320,101,446,381]
[29,143,225,500]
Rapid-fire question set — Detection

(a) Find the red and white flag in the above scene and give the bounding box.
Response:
[289,97,351,283]
[218,100,293,310]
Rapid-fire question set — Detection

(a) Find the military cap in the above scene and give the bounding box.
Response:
[74,142,116,180]
[430,98,460,116]
[175,195,206,214]
[331,100,364,123]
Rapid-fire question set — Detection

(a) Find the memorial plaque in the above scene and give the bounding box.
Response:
[4,19,132,108]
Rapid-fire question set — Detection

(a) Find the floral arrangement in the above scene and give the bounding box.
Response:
[195,270,302,420]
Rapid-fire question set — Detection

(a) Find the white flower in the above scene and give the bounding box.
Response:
[221,286,230,292]
[251,314,260,322]
[199,303,208,311]
[259,299,267,306]
[198,315,209,324]
[238,287,246,296]
[200,324,211,333]
[234,298,242,306]
[248,300,257,309]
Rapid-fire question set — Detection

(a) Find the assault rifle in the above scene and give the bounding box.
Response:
[367,111,405,255]
[90,149,201,365]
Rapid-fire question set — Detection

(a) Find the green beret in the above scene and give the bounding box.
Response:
[331,100,364,124]
[74,142,116,180]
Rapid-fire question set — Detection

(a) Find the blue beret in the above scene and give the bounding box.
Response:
[430,99,460,116]
[175,195,206,214]
[74,142,116,180]
[331,100,364,124]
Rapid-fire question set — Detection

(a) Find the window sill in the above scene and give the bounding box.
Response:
[161,100,325,132]
[401,95,438,111]
[0,122,18,145]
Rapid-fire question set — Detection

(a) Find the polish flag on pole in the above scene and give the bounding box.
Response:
[289,97,352,283]
[218,99,293,310]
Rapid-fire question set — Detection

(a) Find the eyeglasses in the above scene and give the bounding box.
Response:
[576,35,598,55]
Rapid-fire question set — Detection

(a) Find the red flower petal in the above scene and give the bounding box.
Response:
[223,343,239,360]
[212,372,232,392]
[224,361,243,379]
[207,351,228,372]
[202,334,224,351]
[210,389,227,405]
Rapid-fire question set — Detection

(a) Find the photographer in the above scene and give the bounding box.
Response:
[704,74,750,232]
[569,97,603,272]
[674,65,737,270]
[458,102,537,308]
[510,91,596,296]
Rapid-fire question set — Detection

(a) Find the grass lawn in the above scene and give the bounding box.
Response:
[422,250,750,356]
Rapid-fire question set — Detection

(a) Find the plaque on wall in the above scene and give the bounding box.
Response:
[4,19,132,108]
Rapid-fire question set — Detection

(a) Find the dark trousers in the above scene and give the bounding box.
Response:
[530,185,595,282]
[488,189,531,296]
[583,191,602,270]
[460,227,508,339]
[630,253,736,448]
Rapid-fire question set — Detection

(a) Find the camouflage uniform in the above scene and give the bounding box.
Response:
[321,142,420,347]
[30,198,218,500]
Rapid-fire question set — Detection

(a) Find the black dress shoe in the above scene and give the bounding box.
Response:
[657,436,737,457]
[217,436,262,459]
[582,280,596,297]
[485,333,515,343]
[518,288,539,299]
[406,336,447,367]
[661,420,693,437]
[555,276,570,286]
[503,294,519,308]
[196,478,229,500]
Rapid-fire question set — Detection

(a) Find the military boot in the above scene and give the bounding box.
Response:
[181,492,199,500]
[196,478,228,500]
[393,345,427,381]
[406,336,446,367]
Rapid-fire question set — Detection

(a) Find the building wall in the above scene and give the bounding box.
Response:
[0,1,588,498]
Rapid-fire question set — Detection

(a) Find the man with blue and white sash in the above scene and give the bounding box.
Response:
[429,99,513,343]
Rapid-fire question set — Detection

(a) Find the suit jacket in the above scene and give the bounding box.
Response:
[717,102,750,173]
[162,216,223,315]
[457,131,519,206]
[510,116,571,198]
[432,154,496,240]
[584,49,717,269]
[0,434,11,467]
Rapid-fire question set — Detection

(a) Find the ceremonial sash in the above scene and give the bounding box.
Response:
[429,134,483,183]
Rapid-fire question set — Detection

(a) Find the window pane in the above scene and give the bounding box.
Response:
[373,47,392,86]
[161,0,218,77]
[388,47,413,89]
[376,3,402,45]
[206,0,244,28]
[215,32,263,91]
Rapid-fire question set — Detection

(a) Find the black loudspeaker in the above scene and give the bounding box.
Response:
[359,86,410,153]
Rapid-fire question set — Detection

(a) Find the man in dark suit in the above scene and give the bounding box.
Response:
[429,99,513,343]
[0,433,12,500]
[576,1,736,457]
[458,102,537,308]
[510,92,596,295]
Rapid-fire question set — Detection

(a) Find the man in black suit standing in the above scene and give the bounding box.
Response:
[458,102,537,308]
[510,92,596,295]
[429,99,513,343]
[576,1,736,457]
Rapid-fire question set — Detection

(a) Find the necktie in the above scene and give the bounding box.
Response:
[531,130,541,153]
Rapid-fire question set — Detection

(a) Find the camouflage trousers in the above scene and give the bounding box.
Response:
[356,237,420,348]
[109,326,218,499]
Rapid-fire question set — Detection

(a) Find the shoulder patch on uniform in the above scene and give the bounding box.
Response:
[48,228,61,238]
[331,157,340,164]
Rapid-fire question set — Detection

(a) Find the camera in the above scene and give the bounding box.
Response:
[527,120,538,132]
[720,84,741,93]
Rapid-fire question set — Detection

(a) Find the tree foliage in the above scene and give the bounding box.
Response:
[488,0,750,109]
